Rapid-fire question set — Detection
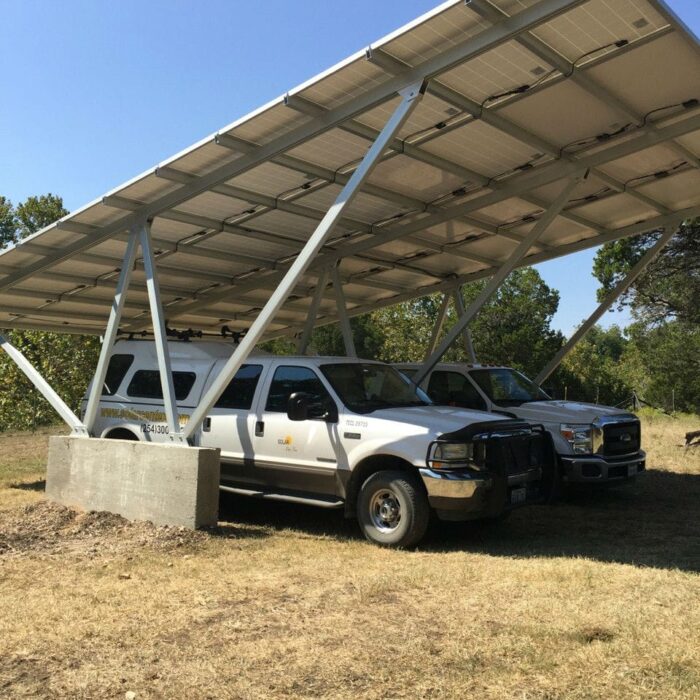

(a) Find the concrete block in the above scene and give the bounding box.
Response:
[46,437,221,529]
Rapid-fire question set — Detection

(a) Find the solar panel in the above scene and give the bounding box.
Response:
[1,0,698,341]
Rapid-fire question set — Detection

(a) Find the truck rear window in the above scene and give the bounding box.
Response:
[127,370,196,401]
[102,354,134,396]
[214,365,263,410]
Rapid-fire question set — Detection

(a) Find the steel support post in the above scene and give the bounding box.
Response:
[452,288,477,364]
[414,175,582,385]
[331,263,357,358]
[535,226,677,385]
[0,333,87,434]
[296,269,328,354]
[138,222,184,443]
[83,229,140,434]
[423,293,451,361]
[182,81,426,440]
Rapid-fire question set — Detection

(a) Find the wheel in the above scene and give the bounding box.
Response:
[357,470,430,548]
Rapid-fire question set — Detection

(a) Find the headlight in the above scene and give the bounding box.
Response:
[560,423,593,454]
[428,442,485,470]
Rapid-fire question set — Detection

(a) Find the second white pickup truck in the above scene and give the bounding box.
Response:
[84,340,556,547]
[395,363,645,488]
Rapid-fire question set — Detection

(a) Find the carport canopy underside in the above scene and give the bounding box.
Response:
[1,0,699,343]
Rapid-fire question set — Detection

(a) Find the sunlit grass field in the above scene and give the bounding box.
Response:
[0,415,698,699]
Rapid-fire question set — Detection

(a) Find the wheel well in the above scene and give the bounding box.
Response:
[104,428,139,441]
[344,455,420,518]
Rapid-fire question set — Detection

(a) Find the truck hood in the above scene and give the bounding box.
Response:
[368,405,507,437]
[508,400,633,424]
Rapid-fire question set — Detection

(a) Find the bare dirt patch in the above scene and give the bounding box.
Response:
[0,500,209,559]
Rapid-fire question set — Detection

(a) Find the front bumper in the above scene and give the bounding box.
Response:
[419,468,541,521]
[560,451,646,484]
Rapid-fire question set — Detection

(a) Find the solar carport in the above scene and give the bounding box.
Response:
[1,0,699,445]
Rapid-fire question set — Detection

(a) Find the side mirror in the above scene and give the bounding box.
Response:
[287,392,311,421]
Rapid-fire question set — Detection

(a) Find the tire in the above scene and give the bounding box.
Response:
[357,470,430,548]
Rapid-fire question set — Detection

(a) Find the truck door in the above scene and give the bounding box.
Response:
[199,362,267,487]
[252,364,340,496]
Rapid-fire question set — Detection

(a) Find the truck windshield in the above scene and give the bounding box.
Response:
[321,363,431,414]
[470,368,550,406]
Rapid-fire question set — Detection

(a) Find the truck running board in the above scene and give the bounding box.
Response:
[219,484,344,509]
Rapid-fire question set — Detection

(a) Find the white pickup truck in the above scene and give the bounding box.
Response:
[395,363,645,487]
[84,339,556,547]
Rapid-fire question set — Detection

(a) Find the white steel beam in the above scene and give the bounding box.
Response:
[452,288,477,364]
[83,228,140,435]
[138,222,184,443]
[423,293,451,361]
[331,263,357,358]
[535,226,678,384]
[182,80,427,440]
[414,175,582,384]
[297,269,328,354]
[0,333,87,434]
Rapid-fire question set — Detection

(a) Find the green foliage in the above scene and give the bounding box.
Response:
[14,194,67,241]
[593,218,700,324]
[0,196,16,249]
[625,321,700,414]
[0,330,101,431]
[458,269,564,376]
[292,269,564,380]
[551,325,633,406]
[374,268,564,376]
[0,193,99,430]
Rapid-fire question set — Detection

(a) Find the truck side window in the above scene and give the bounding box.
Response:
[265,366,333,417]
[127,370,196,401]
[102,354,134,396]
[428,371,487,411]
[214,364,263,410]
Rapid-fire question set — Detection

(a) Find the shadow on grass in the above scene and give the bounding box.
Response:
[219,491,357,543]
[219,468,700,572]
[9,479,46,492]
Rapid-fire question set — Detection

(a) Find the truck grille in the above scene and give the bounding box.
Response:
[486,431,551,476]
[603,421,640,456]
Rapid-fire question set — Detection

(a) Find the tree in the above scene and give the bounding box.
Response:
[550,325,633,405]
[14,194,68,241]
[366,267,565,377]
[624,321,700,413]
[0,196,16,249]
[0,193,100,430]
[457,268,564,377]
[593,218,700,324]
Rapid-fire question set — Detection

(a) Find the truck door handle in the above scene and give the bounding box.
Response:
[203,417,211,432]
[255,421,264,437]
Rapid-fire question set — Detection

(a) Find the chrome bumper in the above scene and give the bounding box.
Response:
[419,468,540,521]
[560,451,646,483]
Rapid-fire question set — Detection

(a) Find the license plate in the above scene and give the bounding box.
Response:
[510,487,527,505]
[627,464,638,477]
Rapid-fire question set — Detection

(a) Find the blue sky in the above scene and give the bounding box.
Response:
[1,0,697,335]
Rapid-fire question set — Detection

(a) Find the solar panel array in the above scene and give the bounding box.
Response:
[1,0,698,341]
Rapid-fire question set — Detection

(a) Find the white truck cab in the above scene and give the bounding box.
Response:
[84,340,556,547]
[395,363,645,487]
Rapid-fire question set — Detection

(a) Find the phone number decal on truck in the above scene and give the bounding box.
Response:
[141,423,170,435]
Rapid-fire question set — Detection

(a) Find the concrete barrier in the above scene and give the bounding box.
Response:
[46,437,221,529]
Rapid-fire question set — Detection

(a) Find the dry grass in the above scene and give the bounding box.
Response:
[0,416,699,699]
